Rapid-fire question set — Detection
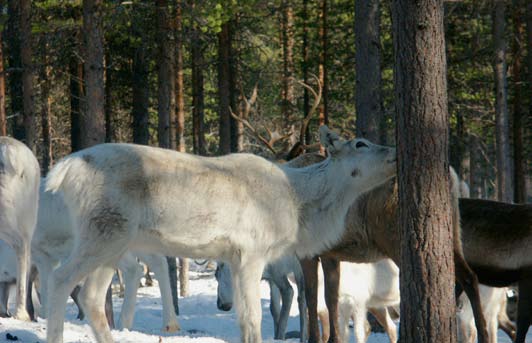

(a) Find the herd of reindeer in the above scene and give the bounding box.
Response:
[0,87,531,343]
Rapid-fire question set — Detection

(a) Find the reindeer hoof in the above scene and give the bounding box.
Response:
[164,322,180,333]
[13,309,31,321]
[0,311,11,318]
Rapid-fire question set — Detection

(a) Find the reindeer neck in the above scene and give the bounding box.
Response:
[282,157,359,256]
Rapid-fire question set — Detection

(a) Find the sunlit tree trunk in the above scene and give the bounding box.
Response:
[318,0,328,126]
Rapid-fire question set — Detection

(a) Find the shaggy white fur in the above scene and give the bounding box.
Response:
[0,137,40,321]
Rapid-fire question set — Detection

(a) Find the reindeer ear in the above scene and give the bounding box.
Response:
[319,126,343,153]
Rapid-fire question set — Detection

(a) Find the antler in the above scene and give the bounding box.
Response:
[230,82,293,155]
[295,74,322,146]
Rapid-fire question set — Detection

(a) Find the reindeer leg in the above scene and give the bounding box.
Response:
[455,254,488,343]
[515,278,532,343]
[322,257,340,343]
[0,282,11,317]
[269,280,282,338]
[70,285,85,320]
[301,257,321,343]
[276,275,294,340]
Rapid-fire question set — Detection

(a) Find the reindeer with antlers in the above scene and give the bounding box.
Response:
[232,77,492,343]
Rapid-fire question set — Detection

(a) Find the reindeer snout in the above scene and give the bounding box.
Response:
[217,298,232,311]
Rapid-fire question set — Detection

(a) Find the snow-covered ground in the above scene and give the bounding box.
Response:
[0,264,522,343]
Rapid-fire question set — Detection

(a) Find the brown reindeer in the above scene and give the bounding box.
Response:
[232,80,490,343]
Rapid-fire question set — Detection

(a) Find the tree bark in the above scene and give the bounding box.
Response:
[41,42,53,175]
[175,0,186,153]
[82,0,106,148]
[191,5,206,156]
[281,0,295,126]
[179,257,189,297]
[7,0,23,140]
[69,56,83,152]
[492,0,514,203]
[104,51,113,143]
[355,0,382,144]
[392,0,456,341]
[20,0,35,152]
[156,0,175,149]
[131,33,149,145]
[318,0,328,126]
[512,0,526,204]
[0,28,7,136]
[218,21,235,155]
[302,0,311,144]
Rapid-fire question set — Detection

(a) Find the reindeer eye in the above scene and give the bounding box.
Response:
[355,141,368,149]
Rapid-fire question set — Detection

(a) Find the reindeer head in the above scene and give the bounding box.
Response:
[214,262,233,311]
[319,125,397,195]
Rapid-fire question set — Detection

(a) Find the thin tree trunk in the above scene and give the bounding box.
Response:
[41,43,53,174]
[156,0,175,149]
[302,0,310,144]
[0,28,6,136]
[175,0,186,153]
[179,257,189,297]
[82,0,106,147]
[281,0,295,127]
[392,0,456,341]
[469,132,483,199]
[318,0,328,126]
[20,0,35,152]
[512,0,526,203]
[7,0,23,140]
[492,0,514,203]
[156,0,179,317]
[104,51,112,143]
[218,21,234,155]
[69,56,83,152]
[191,5,206,156]
[355,0,382,143]
[131,41,149,145]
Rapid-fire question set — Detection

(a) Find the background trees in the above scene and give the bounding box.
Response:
[0,0,530,336]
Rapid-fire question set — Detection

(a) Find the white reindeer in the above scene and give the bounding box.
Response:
[0,239,17,317]
[0,137,40,321]
[30,184,179,332]
[215,254,307,341]
[317,259,399,343]
[457,285,514,343]
[43,126,396,343]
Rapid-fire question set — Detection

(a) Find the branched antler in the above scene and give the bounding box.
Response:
[295,73,322,150]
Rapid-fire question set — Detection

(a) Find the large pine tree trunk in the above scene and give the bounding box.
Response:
[512,0,526,204]
[355,0,382,143]
[82,0,106,148]
[492,0,513,203]
[318,0,328,126]
[281,0,295,126]
[0,28,7,136]
[218,21,234,155]
[392,0,456,341]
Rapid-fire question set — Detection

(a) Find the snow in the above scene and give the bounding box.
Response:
[0,264,523,343]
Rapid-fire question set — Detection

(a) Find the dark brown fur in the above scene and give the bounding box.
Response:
[300,173,489,343]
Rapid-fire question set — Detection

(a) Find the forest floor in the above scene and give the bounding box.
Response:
[0,264,521,343]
